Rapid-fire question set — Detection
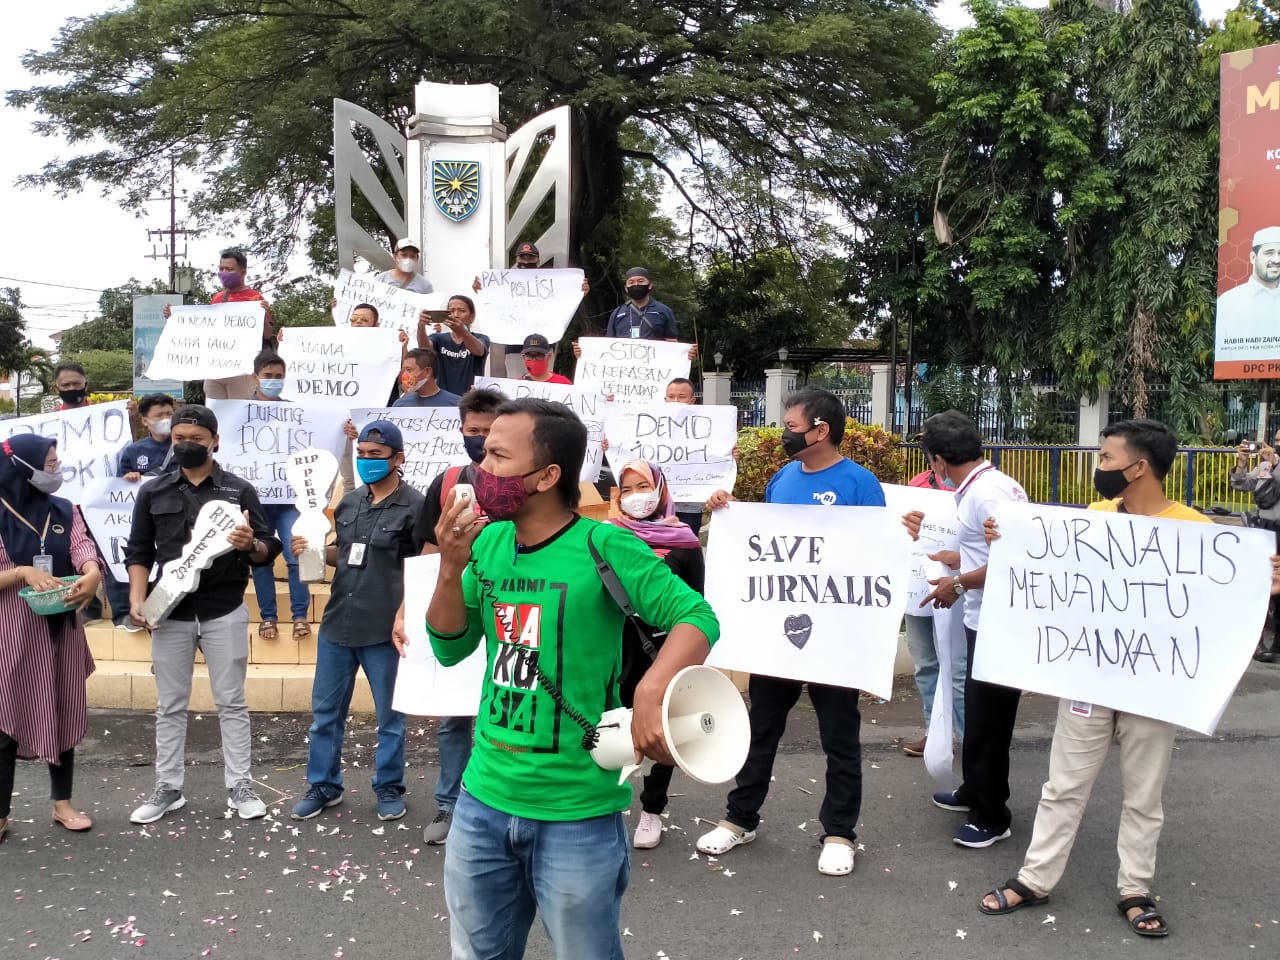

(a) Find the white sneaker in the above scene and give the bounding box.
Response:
[818,838,855,876]
[228,780,267,820]
[633,811,664,849]
[696,820,756,855]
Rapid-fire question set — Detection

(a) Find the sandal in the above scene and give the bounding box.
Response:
[978,877,1050,916]
[293,620,311,640]
[695,820,756,855]
[1117,896,1169,937]
[258,620,278,641]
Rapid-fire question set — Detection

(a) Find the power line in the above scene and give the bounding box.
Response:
[0,275,105,294]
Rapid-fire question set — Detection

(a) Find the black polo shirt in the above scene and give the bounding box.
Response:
[125,461,281,622]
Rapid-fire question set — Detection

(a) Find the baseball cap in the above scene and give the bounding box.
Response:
[357,420,404,452]
[394,238,420,253]
[1253,227,1280,248]
[172,404,218,435]
[624,267,650,280]
[521,333,552,355]
[515,242,540,257]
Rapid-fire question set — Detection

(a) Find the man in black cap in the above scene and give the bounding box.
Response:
[519,334,572,384]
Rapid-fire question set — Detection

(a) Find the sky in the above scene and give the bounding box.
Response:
[1,0,1239,350]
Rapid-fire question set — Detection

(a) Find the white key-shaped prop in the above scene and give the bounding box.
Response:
[141,499,243,626]
[285,447,339,583]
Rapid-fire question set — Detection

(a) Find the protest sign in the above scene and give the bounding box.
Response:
[881,483,962,616]
[132,294,184,396]
[285,448,339,582]
[1,401,133,502]
[348,406,470,494]
[278,325,401,407]
[472,268,584,344]
[331,268,442,336]
[206,400,348,504]
[144,303,265,382]
[974,501,1273,734]
[474,376,606,482]
[604,401,737,502]
[703,502,912,699]
[80,477,152,582]
[392,554,486,716]
[574,337,692,402]
[142,499,242,626]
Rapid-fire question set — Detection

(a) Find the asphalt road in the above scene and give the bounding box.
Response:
[3,665,1278,960]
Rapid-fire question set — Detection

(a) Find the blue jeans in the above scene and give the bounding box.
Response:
[905,614,966,737]
[444,789,629,960]
[305,636,406,794]
[435,716,475,811]
[251,503,310,621]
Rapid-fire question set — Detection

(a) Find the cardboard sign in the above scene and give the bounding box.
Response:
[80,476,152,582]
[474,376,606,483]
[473,268,584,344]
[145,303,266,382]
[974,501,1274,734]
[881,483,963,617]
[574,337,692,402]
[392,553,486,716]
[348,406,470,494]
[141,499,242,626]
[0,402,133,502]
[285,448,339,582]
[279,325,402,408]
[331,268,442,336]
[206,400,348,504]
[703,502,912,699]
[604,401,738,502]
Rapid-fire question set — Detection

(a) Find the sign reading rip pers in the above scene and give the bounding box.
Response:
[207,400,348,504]
[0,401,133,502]
[974,501,1274,735]
[348,406,470,494]
[574,337,692,402]
[703,502,911,699]
[141,498,242,626]
[474,376,606,483]
[603,401,738,502]
[144,303,266,382]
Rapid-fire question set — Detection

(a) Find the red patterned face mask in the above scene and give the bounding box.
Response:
[473,464,545,520]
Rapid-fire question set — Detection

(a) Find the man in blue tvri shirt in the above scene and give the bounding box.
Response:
[698,386,884,878]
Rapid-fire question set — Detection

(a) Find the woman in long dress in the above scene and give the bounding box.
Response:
[0,434,100,840]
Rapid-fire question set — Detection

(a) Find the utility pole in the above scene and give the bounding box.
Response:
[145,156,192,293]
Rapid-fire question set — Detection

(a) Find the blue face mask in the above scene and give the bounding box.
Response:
[356,456,393,484]
[463,434,486,464]
[258,378,285,398]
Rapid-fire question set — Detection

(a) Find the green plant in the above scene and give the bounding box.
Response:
[733,419,905,502]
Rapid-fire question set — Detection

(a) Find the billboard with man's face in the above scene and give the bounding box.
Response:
[1217,44,1280,379]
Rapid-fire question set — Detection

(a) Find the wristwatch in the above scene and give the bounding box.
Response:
[952,575,966,596]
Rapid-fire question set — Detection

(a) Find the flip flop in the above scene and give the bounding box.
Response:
[258,620,278,641]
[978,877,1050,915]
[1118,896,1169,937]
[292,620,311,640]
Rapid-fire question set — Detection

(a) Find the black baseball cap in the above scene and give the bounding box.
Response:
[516,242,540,257]
[625,266,650,280]
[172,404,218,434]
[521,333,552,355]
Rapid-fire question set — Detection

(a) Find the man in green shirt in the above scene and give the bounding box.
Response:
[424,397,719,959]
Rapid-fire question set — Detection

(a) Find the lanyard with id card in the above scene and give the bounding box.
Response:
[0,497,54,571]
[346,498,374,568]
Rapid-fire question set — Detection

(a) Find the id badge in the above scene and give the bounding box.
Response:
[630,327,640,339]
[1069,701,1093,718]
[347,542,368,568]
[33,553,54,574]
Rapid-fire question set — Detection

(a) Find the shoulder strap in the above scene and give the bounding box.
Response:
[439,464,467,509]
[587,526,662,660]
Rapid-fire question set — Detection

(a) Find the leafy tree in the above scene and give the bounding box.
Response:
[63,349,134,393]
[269,277,334,331]
[0,287,35,381]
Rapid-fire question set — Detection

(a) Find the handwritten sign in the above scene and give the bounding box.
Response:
[604,401,738,502]
[80,477,152,582]
[974,501,1273,734]
[141,499,241,626]
[0,402,133,502]
[474,376,605,482]
[472,268,584,344]
[206,400,348,504]
[279,325,402,407]
[392,554,486,716]
[285,448,339,582]
[574,337,692,403]
[348,406,470,494]
[132,294,184,396]
[332,268,441,337]
[881,484,962,616]
[703,502,911,699]
[144,303,265,382]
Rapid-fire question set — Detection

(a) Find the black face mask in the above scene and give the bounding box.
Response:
[174,441,211,469]
[1093,461,1138,499]
[626,284,651,301]
[58,388,88,406]
[781,426,815,459]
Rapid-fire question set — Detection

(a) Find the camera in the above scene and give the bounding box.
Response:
[1246,441,1260,454]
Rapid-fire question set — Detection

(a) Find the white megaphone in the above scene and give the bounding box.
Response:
[590,665,750,786]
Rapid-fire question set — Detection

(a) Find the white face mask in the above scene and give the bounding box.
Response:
[151,417,172,437]
[620,489,662,520]
[17,457,64,495]
[396,257,417,273]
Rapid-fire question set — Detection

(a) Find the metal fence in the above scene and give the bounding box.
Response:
[900,444,1254,511]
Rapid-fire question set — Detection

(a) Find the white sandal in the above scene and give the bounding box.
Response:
[696,820,756,855]
[818,837,856,876]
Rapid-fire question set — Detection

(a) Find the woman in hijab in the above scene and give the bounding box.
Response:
[0,434,100,841]
[609,459,704,851]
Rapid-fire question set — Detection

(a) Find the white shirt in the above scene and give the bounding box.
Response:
[1215,277,1280,363]
[374,269,434,295]
[953,462,1028,630]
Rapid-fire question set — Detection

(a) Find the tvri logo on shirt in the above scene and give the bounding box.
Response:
[811,490,838,505]
[489,602,542,734]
